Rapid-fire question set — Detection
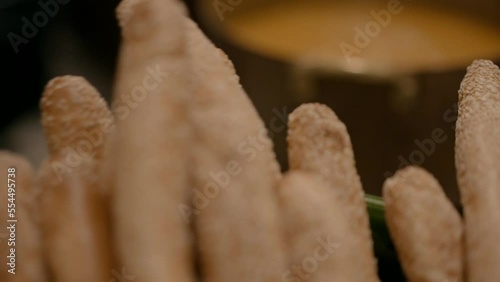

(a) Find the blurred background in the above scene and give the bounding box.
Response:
[1,0,499,206]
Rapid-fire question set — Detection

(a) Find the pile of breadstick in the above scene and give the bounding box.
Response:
[0,0,499,281]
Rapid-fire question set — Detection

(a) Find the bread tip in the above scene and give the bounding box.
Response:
[41,75,90,107]
[116,0,187,39]
[43,75,84,95]
[41,75,106,119]
[289,103,339,123]
[383,166,447,209]
[116,0,142,30]
[468,59,499,72]
[288,103,349,150]
[459,59,500,102]
[41,75,110,156]
[383,166,424,196]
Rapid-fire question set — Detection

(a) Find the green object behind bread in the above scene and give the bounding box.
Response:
[365,194,406,281]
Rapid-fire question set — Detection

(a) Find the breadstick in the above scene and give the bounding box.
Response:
[287,103,379,281]
[39,76,114,281]
[455,59,500,282]
[278,171,380,281]
[0,152,46,282]
[186,20,286,281]
[383,166,464,282]
[111,0,196,281]
[41,75,116,208]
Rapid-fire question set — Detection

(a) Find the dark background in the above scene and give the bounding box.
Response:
[0,0,200,165]
[0,0,121,118]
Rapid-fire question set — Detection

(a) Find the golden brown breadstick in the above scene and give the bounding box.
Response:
[186,20,286,281]
[37,155,113,282]
[39,75,114,281]
[383,166,463,282]
[110,0,196,281]
[287,103,379,281]
[278,171,382,281]
[41,75,115,201]
[0,152,46,282]
[455,59,500,282]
